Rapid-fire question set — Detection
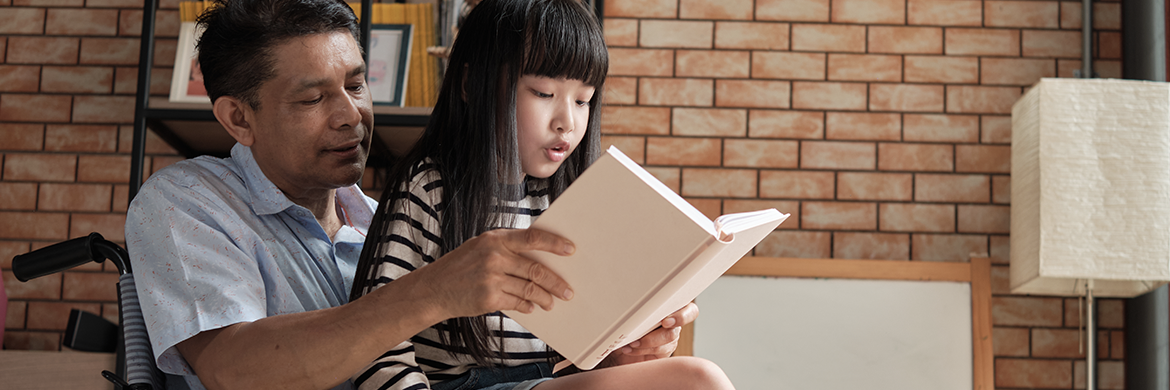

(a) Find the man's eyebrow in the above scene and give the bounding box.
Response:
[290,65,369,94]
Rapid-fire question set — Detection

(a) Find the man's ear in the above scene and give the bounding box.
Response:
[213,96,257,146]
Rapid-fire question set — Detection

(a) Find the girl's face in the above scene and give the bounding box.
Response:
[514,74,595,178]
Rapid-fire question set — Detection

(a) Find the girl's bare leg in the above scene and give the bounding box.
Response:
[533,357,734,390]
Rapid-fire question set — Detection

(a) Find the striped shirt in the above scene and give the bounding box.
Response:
[352,160,559,390]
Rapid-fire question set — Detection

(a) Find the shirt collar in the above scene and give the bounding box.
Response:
[231,143,297,216]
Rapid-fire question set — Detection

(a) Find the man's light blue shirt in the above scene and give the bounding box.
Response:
[126,144,375,390]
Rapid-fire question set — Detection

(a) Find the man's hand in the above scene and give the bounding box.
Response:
[404,228,576,319]
[599,302,699,367]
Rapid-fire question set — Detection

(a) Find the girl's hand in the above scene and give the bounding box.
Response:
[405,228,576,319]
[599,302,700,367]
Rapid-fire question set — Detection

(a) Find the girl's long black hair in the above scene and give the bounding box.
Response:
[351,0,608,364]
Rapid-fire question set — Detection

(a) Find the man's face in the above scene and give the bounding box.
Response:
[245,30,373,197]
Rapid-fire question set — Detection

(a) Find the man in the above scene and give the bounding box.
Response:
[127,1,694,389]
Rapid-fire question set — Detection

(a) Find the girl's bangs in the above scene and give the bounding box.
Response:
[521,1,608,87]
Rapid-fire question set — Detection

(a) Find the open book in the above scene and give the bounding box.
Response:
[506,146,789,370]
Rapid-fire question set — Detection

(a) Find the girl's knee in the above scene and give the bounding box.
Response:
[667,356,734,389]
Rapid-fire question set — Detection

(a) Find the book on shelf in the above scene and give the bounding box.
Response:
[505,146,790,370]
[350,2,440,107]
[169,1,214,103]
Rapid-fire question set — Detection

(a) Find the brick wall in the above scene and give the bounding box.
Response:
[599,0,1125,388]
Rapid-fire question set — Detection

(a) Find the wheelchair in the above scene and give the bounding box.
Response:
[12,232,163,390]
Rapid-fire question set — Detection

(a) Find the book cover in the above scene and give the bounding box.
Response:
[505,146,789,370]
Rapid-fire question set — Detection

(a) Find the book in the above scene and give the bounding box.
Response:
[505,146,790,370]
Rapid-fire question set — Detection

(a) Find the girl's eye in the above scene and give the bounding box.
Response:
[576,100,589,107]
[533,89,553,98]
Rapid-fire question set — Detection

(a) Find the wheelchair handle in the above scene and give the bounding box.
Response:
[12,232,132,281]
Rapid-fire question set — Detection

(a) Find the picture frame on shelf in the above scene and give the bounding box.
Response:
[169,18,209,103]
[369,24,413,107]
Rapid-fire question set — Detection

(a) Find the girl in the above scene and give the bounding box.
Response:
[349,1,736,389]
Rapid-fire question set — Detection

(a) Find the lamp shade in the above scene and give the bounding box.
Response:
[1011,78,1170,298]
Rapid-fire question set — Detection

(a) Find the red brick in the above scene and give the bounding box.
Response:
[756,231,832,257]
[645,137,721,166]
[996,358,1073,389]
[640,20,714,49]
[1098,31,1121,59]
[990,234,1010,265]
[985,1,1060,28]
[992,175,1010,204]
[603,18,638,47]
[752,52,825,80]
[1097,299,1124,328]
[946,86,1021,114]
[724,199,801,227]
[903,114,979,143]
[6,300,26,329]
[646,167,680,193]
[152,37,179,66]
[601,106,672,135]
[801,141,875,170]
[956,144,1010,173]
[868,26,944,54]
[119,9,182,38]
[759,171,835,199]
[601,136,645,163]
[827,54,901,82]
[792,81,867,111]
[0,123,44,151]
[0,182,37,211]
[802,201,876,230]
[1111,331,1124,359]
[915,173,990,203]
[678,50,749,78]
[958,204,1010,233]
[715,80,790,108]
[72,95,135,124]
[44,125,118,153]
[150,155,185,175]
[994,327,1031,357]
[0,65,41,93]
[604,0,677,18]
[1060,1,1123,30]
[26,301,103,331]
[3,269,62,299]
[0,38,5,62]
[689,198,723,221]
[723,139,799,168]
[45,8,118,36]
[905,55,979,84]
[982,58,1056,86]
[834,232,910,260]
[1032,328,1089,358]
[112,184,130,213]
[6,37,78,64]
[640,78,713,107]
[604,77,637,105]
[680,0,753,19]
[870,84,945,113]
[77,154,131,183]
[825,112,901,141]
[991,264,1010,294]
[672,108,746,137]
[40,66,114,94]
[61,271,119,301]
[757,0,830,22]
[0,94,73,123]
[79,37,139,65]
[1022,30,1082,58]
[69,213,126,242]
[0,8,45,34]
[1074,360,1125,390]
[878,143,953,172]
[907,0,982,26]
[38,183,112,212]
[0,241,31,269]
[837,172,912,201]
[680,168,757,198]
[879,203,955,232]
[749,110,824,139]
[831,0,904,24]
[114,66,172,96]
[3,153,76,182]
[791,24,866,52]
[945,28,1020,56]
[912,234,987,261]
[994,296,1064,326]
[715,21,789,50]
[981,115,1013,144]
[14,0,83,6]
[88,0,140,7]
[608,48,673,77]
[3,331,61,351]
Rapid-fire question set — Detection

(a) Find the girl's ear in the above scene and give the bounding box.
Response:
[213,96,257,146]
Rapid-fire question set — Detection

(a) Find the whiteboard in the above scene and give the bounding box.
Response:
[694,275,974,390]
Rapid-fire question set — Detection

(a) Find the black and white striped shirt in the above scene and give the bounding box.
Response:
[352,160,558,390]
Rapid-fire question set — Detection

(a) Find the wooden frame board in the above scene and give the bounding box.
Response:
[676,256,994,390]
